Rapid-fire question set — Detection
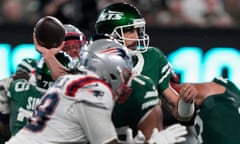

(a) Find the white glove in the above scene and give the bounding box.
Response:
[126,128,145,144]
[148,124,187,144]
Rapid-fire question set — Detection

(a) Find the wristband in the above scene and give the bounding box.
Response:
[177,99,194,118]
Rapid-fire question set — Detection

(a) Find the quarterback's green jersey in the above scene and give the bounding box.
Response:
[132,47,172,94]
[8,79,44,136]
[194,77,240,144]
[113,74,159,138]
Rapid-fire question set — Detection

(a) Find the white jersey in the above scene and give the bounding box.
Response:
[6,71,117,144]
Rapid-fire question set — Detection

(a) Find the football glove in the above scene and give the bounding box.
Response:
[126,128,145,144]
[148,124,187,144]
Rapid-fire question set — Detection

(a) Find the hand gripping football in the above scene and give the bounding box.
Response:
[34,16,65,49]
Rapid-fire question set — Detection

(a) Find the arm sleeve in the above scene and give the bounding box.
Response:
[77,102,118,144]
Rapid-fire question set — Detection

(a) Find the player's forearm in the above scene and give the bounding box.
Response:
[176,83,196,120]
[163,85,195,121]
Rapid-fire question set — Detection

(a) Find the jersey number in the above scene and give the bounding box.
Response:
[25,92,59,132]
[14,81,30,92]
[17,107,33,122]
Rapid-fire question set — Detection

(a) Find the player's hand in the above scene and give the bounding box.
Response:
[33,32,64,56]
[179,83,197,103]
[126,128,145,144]
[148,124,187,144]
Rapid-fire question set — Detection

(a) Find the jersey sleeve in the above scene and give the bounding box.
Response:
[152,47,173,92]
[113,75,160,130]
[55,75,115,110]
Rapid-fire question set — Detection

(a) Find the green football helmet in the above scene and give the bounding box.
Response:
[14,58,38,81]
[95,2,149,53]
[36,51,71,90]
[16,58,37,73]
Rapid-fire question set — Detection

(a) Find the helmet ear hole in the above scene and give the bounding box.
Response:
[110,73,117,80]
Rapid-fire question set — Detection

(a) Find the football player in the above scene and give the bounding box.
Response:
[33,32,189,143]
[0,58,37,143]
[63,24,86,61]
[172,76,240,144]
[6,38,133,144]
[7,52,71,136]
[95,1,197,124]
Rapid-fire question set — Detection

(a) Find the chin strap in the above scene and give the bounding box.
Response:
[132,52,144,75]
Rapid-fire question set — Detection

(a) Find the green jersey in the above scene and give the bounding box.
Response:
[133,47,186,127]
[194,77,240,144]
[132,47,172,94]
[8,79,44,136]
[112,74,159,138]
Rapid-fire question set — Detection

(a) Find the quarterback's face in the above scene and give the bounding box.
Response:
[64,42,81,58]
[123,29,139,51]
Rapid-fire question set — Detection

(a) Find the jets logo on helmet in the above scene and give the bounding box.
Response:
[95,2,150,53]
[97,10,123,23]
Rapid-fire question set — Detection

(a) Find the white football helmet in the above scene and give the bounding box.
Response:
[79,35,133,102]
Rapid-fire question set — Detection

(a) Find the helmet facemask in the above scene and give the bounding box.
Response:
[63,24,86,59]
[115,67,132,103]
[111,18,149,54]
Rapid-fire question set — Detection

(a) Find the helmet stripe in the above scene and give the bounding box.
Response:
[65,76,113,98]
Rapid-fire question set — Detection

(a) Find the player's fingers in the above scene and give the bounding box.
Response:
[166,123,182,130]
[135,130,145,143]
[174,127,187,136]
[126,128,133,142]
[180,85,197,102]
[58,41,65,50]
[175,137,187,143]
[166,124,187,135]
[33,32,45,53]
[183,89,195,101]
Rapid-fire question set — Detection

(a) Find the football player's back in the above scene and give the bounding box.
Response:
[6,73,115,144]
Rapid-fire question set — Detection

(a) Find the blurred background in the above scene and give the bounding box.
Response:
[0,0,240,86]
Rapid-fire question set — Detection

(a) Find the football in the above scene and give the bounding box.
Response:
[34,16,65,49]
